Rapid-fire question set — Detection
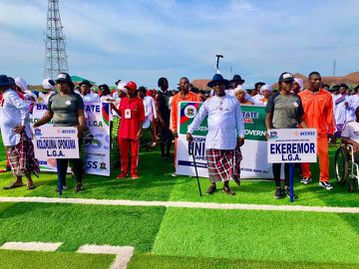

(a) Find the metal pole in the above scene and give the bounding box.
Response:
[189,141,202,197]
[289,163,294,203]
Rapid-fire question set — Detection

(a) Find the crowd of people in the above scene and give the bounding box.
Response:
[0,71,358,198]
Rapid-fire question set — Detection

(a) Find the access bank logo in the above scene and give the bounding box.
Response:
[300,131,315,136]
[34,128,42,136]
[269,130,278,139]
[62,129,76,134]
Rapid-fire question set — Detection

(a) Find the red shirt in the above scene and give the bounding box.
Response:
[118,96,145,139]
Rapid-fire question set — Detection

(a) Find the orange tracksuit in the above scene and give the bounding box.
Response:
[298,89,335,182]
[170,91,201,163]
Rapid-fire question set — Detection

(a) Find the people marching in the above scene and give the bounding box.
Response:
[0,70,358,198]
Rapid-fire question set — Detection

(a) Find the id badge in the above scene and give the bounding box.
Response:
[124,109,131,119]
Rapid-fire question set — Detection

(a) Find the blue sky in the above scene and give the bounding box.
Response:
[0,0,358,89]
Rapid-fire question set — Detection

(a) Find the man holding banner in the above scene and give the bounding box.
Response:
[187,74,245,196]
[265,72,306,199]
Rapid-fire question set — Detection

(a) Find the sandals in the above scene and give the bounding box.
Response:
[27,184,36,190]
[3,182,24,190]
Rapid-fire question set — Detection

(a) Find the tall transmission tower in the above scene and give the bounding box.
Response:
[43,0,69,79]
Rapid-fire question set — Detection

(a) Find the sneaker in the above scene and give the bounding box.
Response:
[319,181,333,190]
[300,177,312,185]
[283,188,298,200]
[170,172,177,177]
[55,185,68,192]
[273,187,284,199]
[75,184,84,193]
[131,174,140,180]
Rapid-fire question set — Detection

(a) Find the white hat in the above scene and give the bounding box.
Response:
[294,78,304,91]
[259,84,272,95]
[42,78,56,90]
[234,85,246,94]
[117,81,127,94]
[15,77,28,92]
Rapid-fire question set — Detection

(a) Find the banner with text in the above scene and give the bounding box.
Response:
[33,126,79,159]
[30,102,111,176]
[176,102,272,179]
[267,128,317,163]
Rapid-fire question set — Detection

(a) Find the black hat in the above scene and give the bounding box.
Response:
[79,80,93,88]
[229,74,245,84]
[254,82,265,89]
[8,77,15,86]
[99,84,110,91]
[207,74,229,88]
[0,75,10,87]
[339,83,349,89]
[278,72,294,83]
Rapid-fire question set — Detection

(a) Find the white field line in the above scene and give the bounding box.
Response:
[0,241,62,252]
[77,245,134,269]
[0,196,358,214]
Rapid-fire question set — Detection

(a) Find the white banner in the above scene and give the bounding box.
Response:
[267,129,317,163]
[33,126,79,159]
[30,102,111,176]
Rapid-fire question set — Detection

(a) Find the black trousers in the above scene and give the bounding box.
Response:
[159,123,173,156]
[273,163,290,187]
[56,158,83,185]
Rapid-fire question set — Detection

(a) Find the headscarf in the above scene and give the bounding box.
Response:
[234,85,246,95]
[259,84,272,95]
[15,77,28,92]
[117,81,128,94]
[294,78,304,91]
[42,78,56,90]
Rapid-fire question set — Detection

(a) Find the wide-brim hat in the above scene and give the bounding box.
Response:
[207,74,229,88]
[99,84,110,91]
[79,80,93,88]
[0,75,10,87]
[229,74,245,84]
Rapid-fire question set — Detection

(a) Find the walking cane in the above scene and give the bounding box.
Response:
[189,141,203,197]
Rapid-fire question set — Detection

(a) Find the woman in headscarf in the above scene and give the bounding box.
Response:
[257,84,272,106]
[292,78,303,95]
[234,86,254,105]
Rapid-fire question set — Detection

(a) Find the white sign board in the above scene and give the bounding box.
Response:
[33,126,79,159]
[267,128,317,163]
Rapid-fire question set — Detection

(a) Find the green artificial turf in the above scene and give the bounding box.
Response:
[0,202,165,252]
[128,253,359,269]
[0,137,357,208]
[152,207,359,264]
[0,249,113,269]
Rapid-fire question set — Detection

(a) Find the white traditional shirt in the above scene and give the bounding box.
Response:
[342,120,359,143]
[81,92,100,103]
[39,91,56,105]
[348,94,359,121]
[334,94,353,125]
[188,94,245,150]
[0,89,32,146]
[142,96,157,129]
[252,93,263,104]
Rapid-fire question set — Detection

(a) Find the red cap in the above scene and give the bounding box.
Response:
[125,81,137,91]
